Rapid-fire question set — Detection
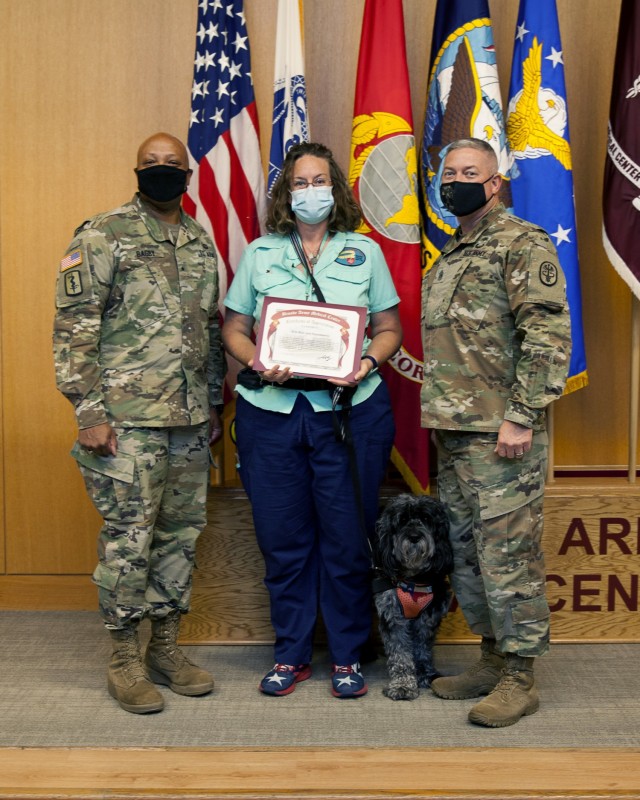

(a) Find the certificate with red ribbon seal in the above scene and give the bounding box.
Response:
[253,297,367,381]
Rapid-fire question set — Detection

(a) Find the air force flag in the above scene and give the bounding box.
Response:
[268,0,310,193]
[507,0,588,392]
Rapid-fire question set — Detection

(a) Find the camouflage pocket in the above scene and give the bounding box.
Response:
[121,259,171,331]
[71,444,141,522]
[53,331,71,383]
[446,261,499,332]
[477,455,545,521]
[511,594,550,625]
[200,281,215,313]
[91,562,120,592]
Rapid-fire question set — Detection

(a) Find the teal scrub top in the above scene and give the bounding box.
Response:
[224,230,400,413]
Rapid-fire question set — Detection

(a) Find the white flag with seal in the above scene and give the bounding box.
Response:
[268,0,310,193]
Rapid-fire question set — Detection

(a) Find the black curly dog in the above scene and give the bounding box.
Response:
[373,494,453,701]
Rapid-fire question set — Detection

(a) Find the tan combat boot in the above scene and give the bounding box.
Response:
[468,654,539,727]
[108,626,165,714]
[145,611,214,696]
[431,637,504,699]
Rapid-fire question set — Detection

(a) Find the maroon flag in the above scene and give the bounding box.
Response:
[603,0,640,298]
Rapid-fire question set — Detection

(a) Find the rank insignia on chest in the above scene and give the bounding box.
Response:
[336,248,366,266]
[60,250,82,272]
[64,270,83,297]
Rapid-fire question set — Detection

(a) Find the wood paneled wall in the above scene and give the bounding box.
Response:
[0,0,632,580]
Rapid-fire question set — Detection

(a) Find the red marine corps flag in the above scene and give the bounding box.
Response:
[349,0,430,493]
[603,0,640,298]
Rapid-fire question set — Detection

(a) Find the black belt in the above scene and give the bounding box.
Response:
[276,377,330,391]
[237,368,329,392]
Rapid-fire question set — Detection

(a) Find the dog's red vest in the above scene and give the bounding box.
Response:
[396,583,434,619]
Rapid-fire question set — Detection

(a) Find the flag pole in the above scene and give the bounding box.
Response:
[629,295,640,483]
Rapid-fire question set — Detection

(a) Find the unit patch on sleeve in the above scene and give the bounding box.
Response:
[539,262,558,286]
[336,248,366,266]
[64,270,84,297]
[60,249,83,272]
[55,242,94,308]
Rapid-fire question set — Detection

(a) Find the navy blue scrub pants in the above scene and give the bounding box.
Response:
[235,382,395,666]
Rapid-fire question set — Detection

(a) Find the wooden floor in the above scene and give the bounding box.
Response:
[0,746,639,799]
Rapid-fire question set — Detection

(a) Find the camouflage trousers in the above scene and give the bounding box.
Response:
[435,429,550,657]
[73,423,210,629]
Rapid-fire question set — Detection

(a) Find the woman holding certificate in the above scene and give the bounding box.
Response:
[222,142,402,699]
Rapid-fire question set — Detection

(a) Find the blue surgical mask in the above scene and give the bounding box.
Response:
[290,185,334,224]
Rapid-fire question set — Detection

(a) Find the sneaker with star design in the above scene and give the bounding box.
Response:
[259,663,312,696]
[331,662,368,698]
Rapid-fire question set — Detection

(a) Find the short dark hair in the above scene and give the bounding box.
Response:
[445,138,499,172]
[265,142,362,234]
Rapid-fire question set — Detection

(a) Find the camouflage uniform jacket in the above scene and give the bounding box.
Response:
[54,195,224,429]
[421,204,571,432]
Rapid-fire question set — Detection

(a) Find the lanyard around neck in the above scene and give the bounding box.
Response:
[289,231,327,303]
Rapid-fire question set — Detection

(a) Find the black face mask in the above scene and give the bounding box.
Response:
[136,165,189,202]
[440,175,495,217]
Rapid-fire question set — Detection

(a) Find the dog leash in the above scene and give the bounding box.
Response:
[330,384,372,566]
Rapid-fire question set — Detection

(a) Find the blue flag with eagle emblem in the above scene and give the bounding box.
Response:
[507,0,588,393]
[421,0,513,274]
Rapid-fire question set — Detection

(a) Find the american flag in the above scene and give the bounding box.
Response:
[60,250,83,271]
[184,0,266,302]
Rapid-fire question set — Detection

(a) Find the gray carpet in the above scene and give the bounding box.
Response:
[0,611,638,748]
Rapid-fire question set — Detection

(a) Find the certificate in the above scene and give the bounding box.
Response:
[253,297,367,381]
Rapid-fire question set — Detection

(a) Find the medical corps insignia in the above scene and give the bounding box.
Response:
[539,261,558,286]
[64,270,83,297]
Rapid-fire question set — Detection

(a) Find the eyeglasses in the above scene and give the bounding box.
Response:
[291,177,332,190]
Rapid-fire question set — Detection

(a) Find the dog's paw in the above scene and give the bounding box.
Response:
[383,684,420,701]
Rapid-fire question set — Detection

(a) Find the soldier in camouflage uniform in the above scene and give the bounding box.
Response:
[421,139,571,727]
[53,133,225,714]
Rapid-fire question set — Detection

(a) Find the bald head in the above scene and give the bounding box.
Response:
[136,132,190,171]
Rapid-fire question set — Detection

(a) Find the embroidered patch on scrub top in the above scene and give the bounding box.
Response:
[335,248,366,266]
